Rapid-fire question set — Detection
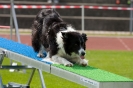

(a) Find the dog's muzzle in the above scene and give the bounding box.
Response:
[79,48,86,59]
[80,51,86,59]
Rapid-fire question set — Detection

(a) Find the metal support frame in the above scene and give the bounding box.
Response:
[27,68,36,86]
[38,69,46,88]
[0,51,46,88]
[0,52,5,88]
[0,51,5,66]
[0,76,4,88]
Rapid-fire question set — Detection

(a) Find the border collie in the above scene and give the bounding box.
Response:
[31,9,88,66]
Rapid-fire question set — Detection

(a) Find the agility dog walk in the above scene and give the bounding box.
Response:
[0,37,133,88]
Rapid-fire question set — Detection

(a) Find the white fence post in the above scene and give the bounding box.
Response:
[81,5,85,32]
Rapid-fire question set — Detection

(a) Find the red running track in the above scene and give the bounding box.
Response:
[0,34,133,51]
[87,37,133,51]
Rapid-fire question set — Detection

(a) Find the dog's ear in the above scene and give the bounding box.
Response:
[81,33,87,42]
[61,32,68,39]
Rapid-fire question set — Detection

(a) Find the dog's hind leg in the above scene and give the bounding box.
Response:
[37,45,46,58]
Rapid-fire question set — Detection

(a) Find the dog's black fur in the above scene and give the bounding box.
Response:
[32,9,63,51]
[31,9,88,66]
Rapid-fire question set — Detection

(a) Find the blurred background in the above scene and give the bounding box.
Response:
[0,0,132,31]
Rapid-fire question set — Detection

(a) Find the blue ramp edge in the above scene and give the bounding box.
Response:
[0,37,51,64]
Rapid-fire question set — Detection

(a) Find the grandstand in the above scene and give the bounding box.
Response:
[0,0,131,31]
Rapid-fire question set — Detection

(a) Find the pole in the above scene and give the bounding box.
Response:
[81,5,84,32]
[11,0,21,43]
[10,0,24,73]
[130,1,133,34]
[10,0,13,40]
[10,0,13,67]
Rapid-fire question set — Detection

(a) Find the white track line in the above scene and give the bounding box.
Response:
[117,38,131,51]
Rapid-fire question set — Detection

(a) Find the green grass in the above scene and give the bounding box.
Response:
[0,50,133,88]
[86,50,133,79]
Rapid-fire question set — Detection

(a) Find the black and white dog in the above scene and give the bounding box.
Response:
[31,9,88,66]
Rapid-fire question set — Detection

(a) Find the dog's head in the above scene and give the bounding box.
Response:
[61,32,87,59]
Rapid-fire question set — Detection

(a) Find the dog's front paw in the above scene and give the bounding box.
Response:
[80,59,88,67]
[64,61,73,67]
[37,53,45,58]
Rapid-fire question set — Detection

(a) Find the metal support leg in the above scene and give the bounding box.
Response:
[0,51,5,66]
[0,53,4,66]
[27,68,36,86]
[38,69,46,88]
[0,52,4,88]
[27,69,46,88]
[0,76,4,88]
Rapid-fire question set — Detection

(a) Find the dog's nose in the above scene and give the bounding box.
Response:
[81,52,85,56]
